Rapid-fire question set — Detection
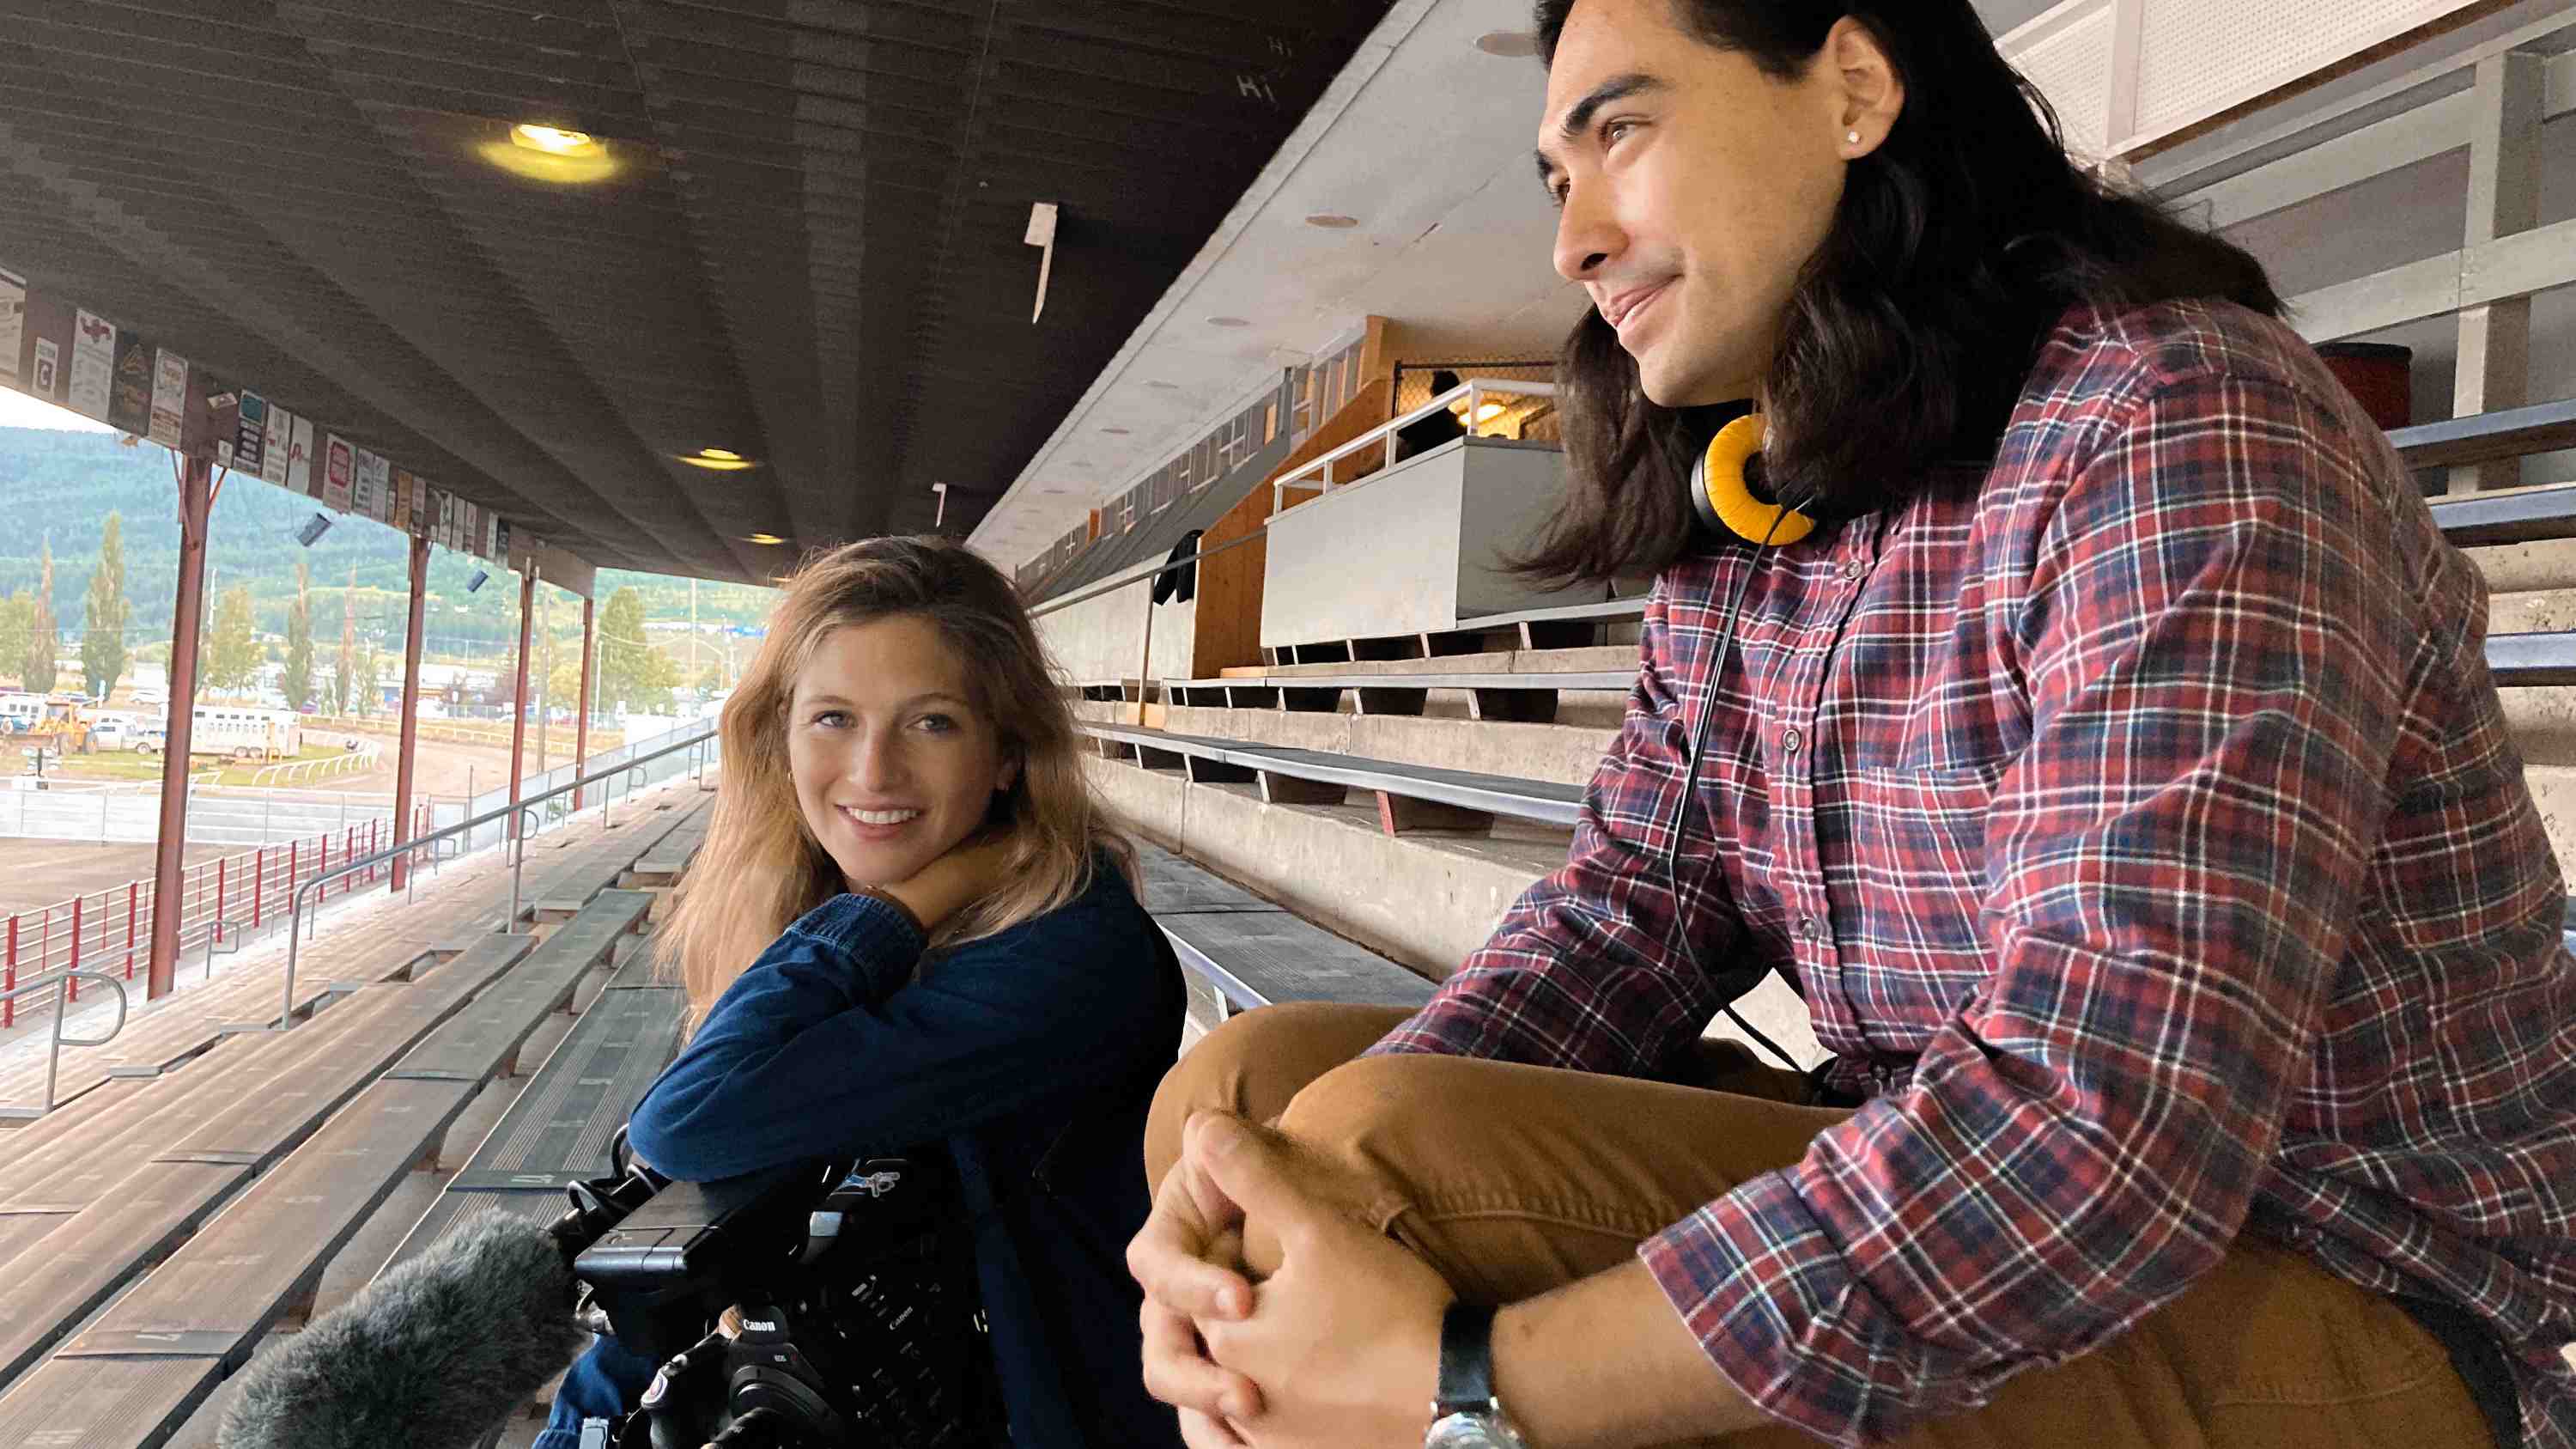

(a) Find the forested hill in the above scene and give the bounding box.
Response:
[0,426,775,648]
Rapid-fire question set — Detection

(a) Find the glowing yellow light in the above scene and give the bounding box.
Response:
[512,124,599,156]
[699,447,741,461]
[744,533,785,545]
[1473,402,1509,423]
[479,125,618,185]
[677,447,759,472]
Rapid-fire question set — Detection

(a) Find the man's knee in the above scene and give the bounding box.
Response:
[1146,1002,1408,1189]
[1277,1050,1457,1170]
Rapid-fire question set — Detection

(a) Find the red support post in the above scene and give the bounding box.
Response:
[146,454,216,1000]
[215,856,227,946]
[574,593,596,810]
[507,566,537,842]
[53,906,69,1003]
[4,914,15,1029]
[252,848,264,928]
[126,882,138,979]
[392,533,429,892]
[70,895,83,989]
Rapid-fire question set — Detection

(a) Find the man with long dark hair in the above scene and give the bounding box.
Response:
[1130,3,2576,1447]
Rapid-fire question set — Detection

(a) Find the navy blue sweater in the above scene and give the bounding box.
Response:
[539,855,1187,1449]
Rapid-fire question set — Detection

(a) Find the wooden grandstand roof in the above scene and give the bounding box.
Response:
[0,0,1394,583]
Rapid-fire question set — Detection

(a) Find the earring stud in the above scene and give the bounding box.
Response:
[1847,130,1862,144]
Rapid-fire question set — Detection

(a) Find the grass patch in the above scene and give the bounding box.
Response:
[24,739,374,788]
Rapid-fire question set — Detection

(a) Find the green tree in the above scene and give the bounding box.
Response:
[355,638,380,719]
[205,585,260,695]
[23,540,58,694]
[80,512,130,700]
[635,645,681,711]
[0,592,32,690]
[282,560,313,712]
[335,564,355,719]
[597,587,652,709]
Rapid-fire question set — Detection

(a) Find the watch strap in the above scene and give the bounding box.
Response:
[1435,1301,1498,1413]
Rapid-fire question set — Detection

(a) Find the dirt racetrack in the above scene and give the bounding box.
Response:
[0,837,232,916]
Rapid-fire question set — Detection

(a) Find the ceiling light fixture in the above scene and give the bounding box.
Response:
[512,124,599,155]
[744,533,786,545]
[481,121,618,184]
[679,447,758,471]
[1206,316,1251,328]
[1146,381,1181,390]
[1474,30,1538,56]
[1304,214,1359,228]
[1101,426,1132,435]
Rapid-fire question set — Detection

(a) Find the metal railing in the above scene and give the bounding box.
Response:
[1021,379,1560,699]
[0,970,131,1121]
[1272,377,1556,512]
[0,815,412,1028]
[269,725,718,1034]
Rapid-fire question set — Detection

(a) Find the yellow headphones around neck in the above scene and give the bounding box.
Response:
[1689,411,1819,547]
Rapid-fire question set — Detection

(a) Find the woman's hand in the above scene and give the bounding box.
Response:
[873,833,1017,934]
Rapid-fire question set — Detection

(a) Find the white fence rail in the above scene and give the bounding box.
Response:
[250,739,384,788]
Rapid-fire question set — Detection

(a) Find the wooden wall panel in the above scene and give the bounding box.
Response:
[1191,377,1396,676]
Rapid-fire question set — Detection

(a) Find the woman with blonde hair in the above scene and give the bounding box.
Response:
[539,535,1187,1449]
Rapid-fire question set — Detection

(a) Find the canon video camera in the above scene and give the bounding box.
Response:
[546,1131,1000,1449]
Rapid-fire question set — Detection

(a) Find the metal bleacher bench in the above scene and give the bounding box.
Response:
[0,890,654,1446]
[530,796,711,924]
[0,929,538,1391]
[385,937,686,1269]
[1084,719,1582,837]
[1137,845,1433,1014]
[626,799,716,890]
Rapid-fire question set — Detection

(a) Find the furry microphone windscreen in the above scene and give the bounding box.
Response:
[220,1209,591,1449]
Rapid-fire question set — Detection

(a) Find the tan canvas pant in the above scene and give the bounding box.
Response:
[1146,1002,2494,1449]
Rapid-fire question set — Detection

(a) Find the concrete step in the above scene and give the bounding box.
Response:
[1080,698,1615,788]
[1242,642,1636,681]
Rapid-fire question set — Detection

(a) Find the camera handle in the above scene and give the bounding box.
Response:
[630,1328,734,1449]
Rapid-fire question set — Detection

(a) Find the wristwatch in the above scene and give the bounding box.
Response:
[1425,1303,1530,1448]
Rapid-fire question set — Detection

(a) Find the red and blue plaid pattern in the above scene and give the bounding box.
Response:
[1373,300,2576,1446]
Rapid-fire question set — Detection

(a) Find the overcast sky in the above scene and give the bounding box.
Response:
[0,388,112,431]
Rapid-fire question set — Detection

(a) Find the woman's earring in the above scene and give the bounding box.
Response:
[1846,130,1862,145]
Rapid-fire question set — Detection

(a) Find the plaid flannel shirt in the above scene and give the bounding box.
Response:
[1370,299,2576,1446]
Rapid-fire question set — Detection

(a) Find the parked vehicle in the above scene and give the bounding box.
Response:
[186,705,302,762]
